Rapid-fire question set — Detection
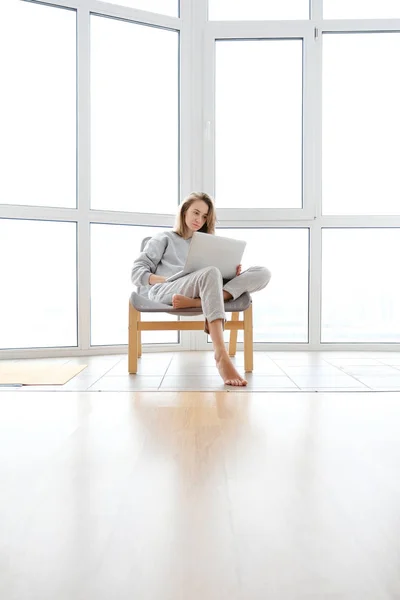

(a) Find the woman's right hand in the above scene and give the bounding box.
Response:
[148,274,167,285]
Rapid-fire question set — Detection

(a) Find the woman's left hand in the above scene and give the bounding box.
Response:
[236,264,242,276]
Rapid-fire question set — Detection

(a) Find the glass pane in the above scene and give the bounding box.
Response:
[324,0,400,19]
[322,33,400,215]
[215,40,303,208]
[98,0,178,18]
[209,0,309,20]
[0,220,77,349]
[91,224,178,346]
[322,229,400,343]
[0,2,76,208]
[91,17,179,213]
[214,228,309,342]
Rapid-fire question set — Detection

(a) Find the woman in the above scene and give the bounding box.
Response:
[131,192,271,386]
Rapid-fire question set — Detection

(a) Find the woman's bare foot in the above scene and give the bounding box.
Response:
[215,352,248,386]
[172,294,202,310]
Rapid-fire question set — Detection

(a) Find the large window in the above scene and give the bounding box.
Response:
[323,1,400,19]
[91,224,178,346]
[0,219,77,349]
[98,0,179,18]
[90,17,179,213]
[321,229,400,343]
[216,228,309,343]
[215,39,303,209]
[1,0,400,356]
[322,32,400,216]
[0,2,76,208]
[208,0,309,21]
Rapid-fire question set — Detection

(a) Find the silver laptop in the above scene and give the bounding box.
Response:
[166,231,246,282]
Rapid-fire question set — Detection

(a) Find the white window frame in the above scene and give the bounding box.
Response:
[203,20,317,222]
[195,1,400,351]
[0,0,189,358]
[1,0,400,358]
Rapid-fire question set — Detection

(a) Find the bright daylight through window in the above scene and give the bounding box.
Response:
[1,0,399,353]
[215,40,303,209]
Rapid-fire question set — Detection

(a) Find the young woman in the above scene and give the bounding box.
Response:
[131,192,271,386]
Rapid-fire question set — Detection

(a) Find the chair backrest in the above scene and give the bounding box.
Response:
[141,237,152,252]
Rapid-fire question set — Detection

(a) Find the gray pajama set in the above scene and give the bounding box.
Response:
[131,231,271,325]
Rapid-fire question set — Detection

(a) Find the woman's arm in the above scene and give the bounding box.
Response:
[148,274,167,285]
[131,235,168,286]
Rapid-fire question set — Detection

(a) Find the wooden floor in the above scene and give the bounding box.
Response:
[1,390,400,600]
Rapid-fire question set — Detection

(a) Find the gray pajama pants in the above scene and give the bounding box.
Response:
[148,266,271,324]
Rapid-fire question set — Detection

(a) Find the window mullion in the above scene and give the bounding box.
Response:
[77,6,91,351]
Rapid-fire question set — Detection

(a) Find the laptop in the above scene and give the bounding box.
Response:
[166,231,246,282]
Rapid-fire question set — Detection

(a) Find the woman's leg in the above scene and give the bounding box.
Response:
[223,266,271,300]
[148,266,247,385]
[149,266,226,323]
[171,265,272,305]
[208,319,247,386]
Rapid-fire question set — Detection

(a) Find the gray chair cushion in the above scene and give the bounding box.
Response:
[130,291,251,316]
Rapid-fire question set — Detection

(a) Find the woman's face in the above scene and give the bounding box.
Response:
[185,200,209,235]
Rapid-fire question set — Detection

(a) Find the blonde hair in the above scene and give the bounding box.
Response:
[174,192,216,238]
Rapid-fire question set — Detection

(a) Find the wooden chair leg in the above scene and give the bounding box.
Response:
[137,311,142,358]
[128,302,138,374]
[228,311,239,356]
[243,303,253,373]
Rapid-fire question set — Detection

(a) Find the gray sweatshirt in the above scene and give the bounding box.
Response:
[131,230,191,294]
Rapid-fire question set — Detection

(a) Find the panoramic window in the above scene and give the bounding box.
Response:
[215,39,303,209]
[91,16,179,214]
